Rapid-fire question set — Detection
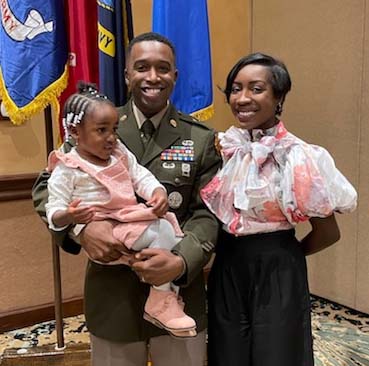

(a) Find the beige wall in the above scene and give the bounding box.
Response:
[0,113,46,175]
[2,0,368,317]
[356,1,369,312]
[252,0,368,311]
[0,200,87,315]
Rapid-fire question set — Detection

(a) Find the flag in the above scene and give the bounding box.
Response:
[0,0,68,125]
[98,0,133,107]
[153,0,214,121]
[58,0,99,140]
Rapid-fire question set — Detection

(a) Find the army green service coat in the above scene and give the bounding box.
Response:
[32,101,221,342]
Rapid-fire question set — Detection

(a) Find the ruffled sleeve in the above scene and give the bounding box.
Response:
[201,123,358,235]
[278,142,357,223]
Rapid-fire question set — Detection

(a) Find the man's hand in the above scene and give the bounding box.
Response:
[80,220,133,263]
[146,188,168,217]
[130,248,185,286]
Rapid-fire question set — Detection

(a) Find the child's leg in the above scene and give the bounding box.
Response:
[134,220,196,336]
[132,218,181,251]
[131,220,160,251]
[131,219,181,291]
[142,219,181,292]
[149,218,182,250]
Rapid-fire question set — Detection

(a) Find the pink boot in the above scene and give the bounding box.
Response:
[144,287,197,338]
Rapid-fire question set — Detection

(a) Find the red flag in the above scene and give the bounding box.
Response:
[58,0,99,141]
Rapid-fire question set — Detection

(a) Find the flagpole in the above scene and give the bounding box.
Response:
[44,105,65,350]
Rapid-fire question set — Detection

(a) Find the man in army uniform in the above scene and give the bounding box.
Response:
[32,32,220,366]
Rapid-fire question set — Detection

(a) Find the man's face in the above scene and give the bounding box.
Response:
[125,40,178,118]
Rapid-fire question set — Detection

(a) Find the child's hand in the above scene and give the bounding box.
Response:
[67,199,95,224]
[146,188,168,217]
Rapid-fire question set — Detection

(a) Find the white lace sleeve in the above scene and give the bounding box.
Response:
[45,163,76,231]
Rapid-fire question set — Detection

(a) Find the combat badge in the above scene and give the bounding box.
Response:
[168,191,183,209]
[162,162,175,169]
[182,139,194,146]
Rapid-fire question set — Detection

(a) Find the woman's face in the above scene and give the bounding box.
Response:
[229,64,280,131]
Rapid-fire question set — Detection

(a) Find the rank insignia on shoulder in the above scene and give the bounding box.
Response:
[214,133,222,156]
[170,119,177,127]
[120,114,127,122]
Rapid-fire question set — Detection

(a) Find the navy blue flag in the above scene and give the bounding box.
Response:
[153,0,214,121]
[98,0,133,107]
[0,0,68,125]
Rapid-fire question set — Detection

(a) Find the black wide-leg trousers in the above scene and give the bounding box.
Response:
[207,229,314,366]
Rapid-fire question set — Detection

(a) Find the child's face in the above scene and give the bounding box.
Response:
[74,102,119,165]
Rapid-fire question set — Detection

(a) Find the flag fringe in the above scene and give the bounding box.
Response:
[191,104,214,121]
[0,64,68,126]
[97,0,113,11]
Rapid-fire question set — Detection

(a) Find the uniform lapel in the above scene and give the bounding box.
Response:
[140,104,183,166]
[116,102,145,160]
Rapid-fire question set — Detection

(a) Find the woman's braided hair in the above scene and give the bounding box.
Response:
[62,81,113,140]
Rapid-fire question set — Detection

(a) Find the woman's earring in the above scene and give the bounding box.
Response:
[276,102,283,116]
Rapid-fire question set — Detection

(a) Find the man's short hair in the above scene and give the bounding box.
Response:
[126,32,176,59]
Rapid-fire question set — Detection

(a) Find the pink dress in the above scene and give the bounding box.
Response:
[201,122,357,236]
[48,147,183,249]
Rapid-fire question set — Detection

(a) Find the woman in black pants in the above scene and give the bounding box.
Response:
[201,53,357,366]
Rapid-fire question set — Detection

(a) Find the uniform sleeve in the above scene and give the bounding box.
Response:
[46,164,75,231]
[32,142,82,255]
[172,129,221,287]
[117,140,165,200]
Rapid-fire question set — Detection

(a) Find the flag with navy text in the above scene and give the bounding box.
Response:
[153,0,214,120]
[98,0,133,107]
[0,0,68,125]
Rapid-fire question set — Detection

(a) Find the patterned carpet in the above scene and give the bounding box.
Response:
[1,295,369,365]
[311,296,369,366]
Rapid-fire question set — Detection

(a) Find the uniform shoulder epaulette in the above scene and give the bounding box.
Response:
[178,111,212,130]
